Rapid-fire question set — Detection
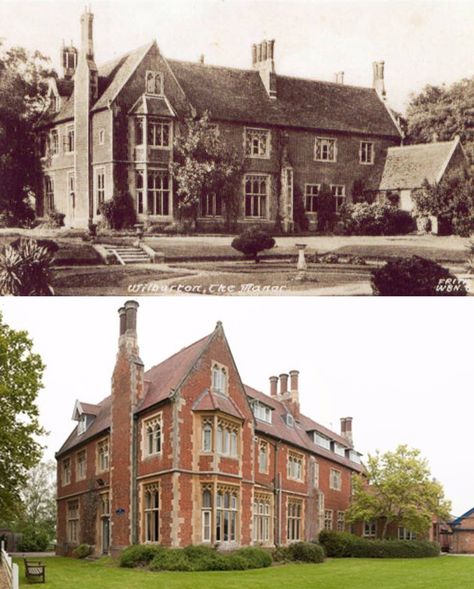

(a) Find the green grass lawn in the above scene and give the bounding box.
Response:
[14,555,474,589]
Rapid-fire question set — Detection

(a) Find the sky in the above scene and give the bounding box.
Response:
[0,295,472,517]
[0,0,473,112]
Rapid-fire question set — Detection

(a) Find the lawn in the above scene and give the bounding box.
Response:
[13,555,474,589]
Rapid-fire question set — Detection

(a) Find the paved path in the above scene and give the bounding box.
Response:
[0,564,9,589]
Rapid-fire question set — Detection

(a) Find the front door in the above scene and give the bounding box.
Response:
[101,517,110,554]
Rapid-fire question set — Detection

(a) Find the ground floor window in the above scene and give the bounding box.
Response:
[147,170,170,215]
[324,509,333,530]
[136,170,144,214]
[95,168,105,214]
[201,192,222,217]
[44,176,54,214]
[253,495,272,543]
[244,174,267,218]
[363,520,377,537]
[398,527,416,540]
[144,483,159,542]
[304,184,320,213]
[337,511,345,531]
[216,487,238,542]
[202,487,212,542]
[330,184,346,211]
[67,500,79,543]
[287,499,302,541]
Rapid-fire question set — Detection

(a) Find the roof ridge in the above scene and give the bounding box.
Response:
[145,332,212,374]
[277,73,374,92]
[168,57,254,74]
[388,140,455,151]
[98,41,153,72]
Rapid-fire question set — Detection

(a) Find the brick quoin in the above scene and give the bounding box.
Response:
[56,301,367,556]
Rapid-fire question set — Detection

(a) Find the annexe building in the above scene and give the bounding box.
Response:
[37,8,402,229]
[55,301,363,556]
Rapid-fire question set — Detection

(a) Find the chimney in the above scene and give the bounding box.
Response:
[61,41,78,79]
[279,373,289,397]
[80,7,94,60]
[288,369,300,419]
[334,71,344,84]
[252,38,277,99]
[269,375,278,397]
[340,417,353,445]
[118,306,126,337]
[199,54,205,65]
[372,61,386,100]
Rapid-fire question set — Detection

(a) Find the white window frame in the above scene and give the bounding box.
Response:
[314,137,337,162]
[360,141,375,165]
[258,440,269,473]
[287,499,302,542]
[147,169,171,216]
[95,166,106,214]
[314,432,331,450]
[216,420,239,458]
[330,184,346,212]
[253,402,272,424]
[147,119,171,150]
[62,458,71,486]
[202,419,213,453]
[143,413,163,458]
[44,176,54,214]
[67,500,79,543]
[76,449,86,481]
[244,174,269,219]
[143,483,160,543]
[304,183,320,213]
[50,129,59,156]
[398,527,417,540]
[244,127,271,159]
[333,442,346,457]
[337,511,345,531]
[215,487,239,543]
[253,495,272,544]
[330,468,342,491]
[287,452,304,482]
[97,438,109,473]
[145,71,164,96]
[202,488,212,543]
[324,509,333,530]
[212,362,228,395]
[363,520,377,537]
[65,124,75,154]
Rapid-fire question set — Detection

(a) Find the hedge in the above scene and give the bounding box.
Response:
[119,544,165,567]
[319,530,440,558]
[273,542,325,563]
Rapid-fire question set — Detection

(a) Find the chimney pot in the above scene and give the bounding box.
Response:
[340,417,353,443]
[118,306,126,337]
[124,300,139,335]
[268,39,275,60]
[269,375,278,397]
[372,60,386,99]
[199,54,205,64]
[261,40,268,61]
[279,373,289,396]
[289,369,299,392]
[251,43,257,66]
[257,43,262,63]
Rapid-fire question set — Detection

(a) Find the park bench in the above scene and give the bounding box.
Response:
[24,558,46,583]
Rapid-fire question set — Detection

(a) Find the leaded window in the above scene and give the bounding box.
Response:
[314,137,336,162]
[245,128,270,158]
[253,495,271,543]
[244,174,267,218]
[287,500,302,541]
[144,483,159,542]
[147,170,170,215]
[144,416,162,457]
[304,184,320,212]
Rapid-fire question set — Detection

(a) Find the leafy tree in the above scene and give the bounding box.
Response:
[347,445,451,539]
[100,192,137,230]
[0,312,45,520]
[231,226,275,262]
[0,42,54,225]
[405,78,474,164]
[170,111,243,230]
[412,169,474,236]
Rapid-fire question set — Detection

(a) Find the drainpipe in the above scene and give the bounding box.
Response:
[131,413,139,544]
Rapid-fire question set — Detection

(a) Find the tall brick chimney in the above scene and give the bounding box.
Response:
[372,61,386,100]
[340,417,353,445]
[269,375,278,397]
[110,300,144,556]
[61,41,78,79]
[334,71,344,84]
[288,369,300,419]
[279,373,289,398]
[252,39,277,99]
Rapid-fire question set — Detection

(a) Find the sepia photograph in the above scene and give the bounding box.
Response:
[0,0,473,296]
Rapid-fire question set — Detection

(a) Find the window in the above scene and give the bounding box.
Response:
[99,492,110,517]
[337,511,345,532]
[315,137,337,162]
[258,440,268,473]
[216,420,238,458]
[97,439,109,472]
[253,495,271,543]
[244,174,267,218]
[77,414,87,435]
[202,488,212,542]
[324,509,333,530]
[212,364,227,395]
[333,443,346,457]
[76,450,86,480]
[317,492,325,531]
[313,432,331,450]
[330,468,342,491]
[245,128,271,158]
[67,172,75,212]
[215,487,238,543]
[135,119,144,146]
[145,71,163,95]
[95,168,105,213]
[44,176,54,214]
[147,170,170,215]
[148,120,171,148]
[67,500,79,543]
[252,402,272,424]
[348,450,361,464]
[144,483,159,542]
[312,460,320,488]
[287,452,303,481]
[65,125,75,153]
[330,185,345,211]
[305,184,320,212]
[50,129,59,155]
[360,141,374,164]
[136,170,144,214]
[99,128,105,145]
[144,415,162,457]
[62,458,71,486]
[398,527,417,540]
[286,413,294,427]
[201,193,222,217]
[363,520,377,537]
[202,419,213,452]
[287,500,302,541]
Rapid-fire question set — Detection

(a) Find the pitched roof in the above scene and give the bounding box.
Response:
[168,60,400,137]
[379,138,461,190]
[193,388,244,420]
[451,507,474,527]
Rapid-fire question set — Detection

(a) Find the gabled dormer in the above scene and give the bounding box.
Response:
[72,400,99,436]
[251,399,273,424]
[46,78,61,114]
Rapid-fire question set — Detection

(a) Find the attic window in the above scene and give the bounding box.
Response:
[212,363,228,395]
[313,432,330,450]
[145,71,163,96]
[286,413,294,427]
[77,414,88,435]
[333,442,346,457]
[252,401,272,424]
[348,450,361,464]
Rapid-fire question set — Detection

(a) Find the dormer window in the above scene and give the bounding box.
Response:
[286,413,294,427]
[313,432,331,450]
[212,363,228,395]
[252,401,272,424]
[145,71,163,96]
[348,450,361,464]
[333,442,346,457]
[77,414,87,435]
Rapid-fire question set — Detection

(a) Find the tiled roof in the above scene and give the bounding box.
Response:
[451,507,474,527]
[379,138,459,190]
[193,388,244,420]
[168,60,400,137]
[129,95,176,117]
[79,402,100,416]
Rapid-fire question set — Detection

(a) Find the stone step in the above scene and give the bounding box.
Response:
[102,244,152,265]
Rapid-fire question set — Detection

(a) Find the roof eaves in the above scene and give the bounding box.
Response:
[436,136,460,184]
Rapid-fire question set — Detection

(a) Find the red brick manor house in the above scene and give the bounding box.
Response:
[37,8,404,230]
[55,301,363,556]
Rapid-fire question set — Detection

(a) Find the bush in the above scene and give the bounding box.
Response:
[150,549,193,572]
[72,544,92,559]
[17,529,50,552]
[340,202,415,236]
[0,238,54,295]
[318,530,440,558]
[231,226,275,262]
[293,186,309,232]
[232,546,272,568]
[287,542,325,563]
[100,192,137,230]
[46,210,65,228]
[371,255,467,296]
[119,544,164,568]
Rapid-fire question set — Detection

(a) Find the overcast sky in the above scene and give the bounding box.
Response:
[0,0,473,112]
[1,296,472,517]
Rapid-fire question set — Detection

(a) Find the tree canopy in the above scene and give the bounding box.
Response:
[346,445,451,539]
[0,312,45,519]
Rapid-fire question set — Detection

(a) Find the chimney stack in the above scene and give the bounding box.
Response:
[269,375,278,397]
[340,417,353,445]
[334,71,344,84]
[60,41,78,79]
[372,61,386,100]
[252,38,277,99]
[279,373,289,396]
[118,306,126,337]
[80,7,94,60]
[288,369,300,419]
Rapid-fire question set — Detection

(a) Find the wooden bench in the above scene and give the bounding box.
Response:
[24,558,46,583]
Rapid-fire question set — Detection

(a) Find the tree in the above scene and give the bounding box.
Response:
[316,184,337,232]
[170,111,243,230]
[347,445,451,539]
[412,169,474,236]
[0,42,54,225]
[0,312,45,520]
[231,226,275,262]
[0,238,54,296]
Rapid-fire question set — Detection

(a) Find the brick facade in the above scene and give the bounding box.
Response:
[56,301,364,556]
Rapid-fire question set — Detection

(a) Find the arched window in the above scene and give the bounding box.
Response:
[144,484,159,542]
[202,420,212,452]
[212,365,227,394]
[144,417,162,457]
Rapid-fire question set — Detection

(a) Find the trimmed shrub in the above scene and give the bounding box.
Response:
[287,542,325,563]
[72,544,92,559]
[100,192,137,230]
[150,549,193,572]
[231,226,275,262]
[319,530,356,557]
[232,546,272,568]
[272,546,292,563]
[340,202,415,236]
[371,255,467,296]
[119,544,164,568]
